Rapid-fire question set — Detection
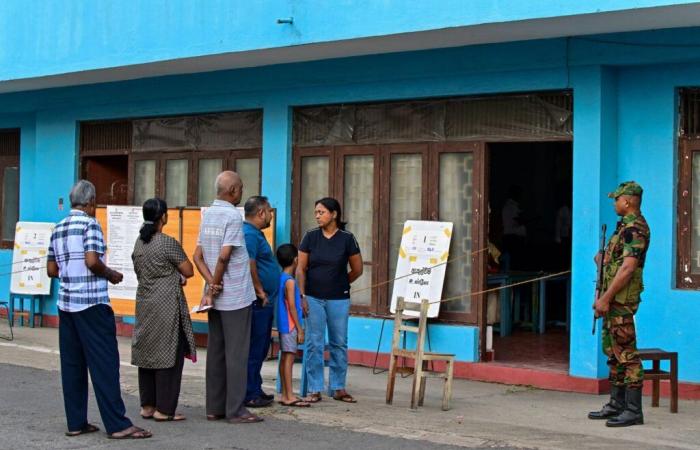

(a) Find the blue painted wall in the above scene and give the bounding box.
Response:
[615,63,699,379]
[1,0,695,82]
[348,316,479,363]
[2,28,700,381]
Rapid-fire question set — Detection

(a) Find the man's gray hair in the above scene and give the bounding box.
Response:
[244,196,269,217]
[69,180,97,207]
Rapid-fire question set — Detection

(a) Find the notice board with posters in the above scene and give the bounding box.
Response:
[105,206,142,301]
[96,206,275,320]
[10,222,55,296]
[389,220,453,318]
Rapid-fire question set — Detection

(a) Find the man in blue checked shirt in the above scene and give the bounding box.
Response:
[47,180,152,440]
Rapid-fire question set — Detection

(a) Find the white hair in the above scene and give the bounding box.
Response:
[69,180,96,207]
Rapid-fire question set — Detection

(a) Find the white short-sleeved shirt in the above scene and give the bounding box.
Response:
[197,199,255,311]
[502,198,527,237]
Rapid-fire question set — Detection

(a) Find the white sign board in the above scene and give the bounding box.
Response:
[11,222,55,295]
[390,220,453,318]
[106,206,143,300]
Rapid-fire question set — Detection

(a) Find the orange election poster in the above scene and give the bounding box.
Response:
[96,206,275,321]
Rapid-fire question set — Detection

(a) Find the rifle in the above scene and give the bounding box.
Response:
[592,224,607,335]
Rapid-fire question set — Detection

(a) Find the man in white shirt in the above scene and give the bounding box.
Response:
[501,185,527,270]
[193,171,261,424]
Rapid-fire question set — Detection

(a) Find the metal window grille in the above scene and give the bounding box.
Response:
[0,130,20,156]
[293,92,572,146]
[680,88,700,138]
[80,121,132,154]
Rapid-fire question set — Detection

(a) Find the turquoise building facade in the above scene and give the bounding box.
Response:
[1,1,700,394]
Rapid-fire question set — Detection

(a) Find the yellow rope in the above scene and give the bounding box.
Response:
[431,269,571,305]
[351,247,489,294]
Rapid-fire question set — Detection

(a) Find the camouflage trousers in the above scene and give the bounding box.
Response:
[602,315,644,389]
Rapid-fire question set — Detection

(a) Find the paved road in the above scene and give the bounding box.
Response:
[0,363,525,450]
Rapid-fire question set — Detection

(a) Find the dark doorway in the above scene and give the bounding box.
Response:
[487,141,572,371]
[82,155,129,205]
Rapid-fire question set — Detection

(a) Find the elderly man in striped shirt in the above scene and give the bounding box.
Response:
[47,180,151,440]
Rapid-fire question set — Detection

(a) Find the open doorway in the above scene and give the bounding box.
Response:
[82,155,129,205]
[487,141,572,371]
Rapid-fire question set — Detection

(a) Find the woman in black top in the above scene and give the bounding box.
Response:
[297,197,363,403]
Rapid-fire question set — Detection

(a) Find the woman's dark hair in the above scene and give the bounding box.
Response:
[140,198,168,243]
[276,243,298,268]
[315,197,346,230]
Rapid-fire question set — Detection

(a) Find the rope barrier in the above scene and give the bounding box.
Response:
[432,269,572,305]
[0,251,571,307]
[352,247,489,294]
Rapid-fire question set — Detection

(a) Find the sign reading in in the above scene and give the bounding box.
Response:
[390,220,453,318]
[11,222,55,295]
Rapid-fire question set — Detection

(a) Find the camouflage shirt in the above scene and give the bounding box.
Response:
[602,213,650,316]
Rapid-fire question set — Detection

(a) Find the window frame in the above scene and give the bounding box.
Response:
[428,141,486,324]
[335,145,381,315]
[0,129,20,249]
[677,138,700,288]
[128,148,261,207]
[291,141,487,323]
[79,118,262,208]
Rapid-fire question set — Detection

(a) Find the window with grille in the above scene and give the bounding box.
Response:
[80,111,262,207]
[677,89,700,288]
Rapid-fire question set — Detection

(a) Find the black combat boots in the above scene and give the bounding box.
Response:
[606,387,644,427]
[588,384,626,420]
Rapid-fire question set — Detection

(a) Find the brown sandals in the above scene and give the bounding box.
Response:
[108,426,153,439]
[228,413,263,424]
[333,391,357,403]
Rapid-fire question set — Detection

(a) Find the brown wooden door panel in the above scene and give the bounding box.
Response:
[336,145,380,314]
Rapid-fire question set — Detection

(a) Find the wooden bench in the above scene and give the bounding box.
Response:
[639,348,678,413]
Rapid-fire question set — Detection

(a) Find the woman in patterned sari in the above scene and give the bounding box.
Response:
[131,198,197,422]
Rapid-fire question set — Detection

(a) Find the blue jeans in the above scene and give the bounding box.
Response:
[305,296,350,393]
[245,302,274,401]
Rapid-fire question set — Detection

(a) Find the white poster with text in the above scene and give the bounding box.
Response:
[106,206,143,300]
[11,222,55,295]
[390,220,453,318]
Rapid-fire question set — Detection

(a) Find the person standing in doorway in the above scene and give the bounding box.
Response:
[193,171,262,424]
[131,198,197,422]
[46,180,152,439]
[243,195,280,408]
[296,197,363,404]
[501,185,527,270]
[589,181,650,427]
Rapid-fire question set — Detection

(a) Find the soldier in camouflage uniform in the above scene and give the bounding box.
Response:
[588,181,650,427]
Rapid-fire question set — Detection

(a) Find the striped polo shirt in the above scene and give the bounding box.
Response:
[47,210,110,312]
[197,199,255,311]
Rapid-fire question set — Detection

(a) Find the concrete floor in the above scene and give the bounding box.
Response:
[1,326,698,449]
